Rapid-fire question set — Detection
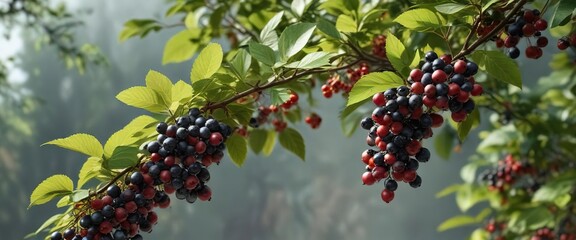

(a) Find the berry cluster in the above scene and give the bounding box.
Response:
[372,35,387,58]
[248,105,288,132]
[495,9,548,59]
[49,108,232,240]
[321,63,370,98]
[485,219,507,240]
[479,154,535,193]
[358,51,483,203]
[304,113,322,129]
[531,227,555,240]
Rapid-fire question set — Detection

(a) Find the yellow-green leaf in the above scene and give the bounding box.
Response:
[43,133,103,157]
[145,70,173,106]
[226,133,248,167]
[394,8,446,31]
[191,43,223,81]
[162,29,200,64]
[29,175,74,208]
[172,80,193,103]
[78,157,103,188]
[347,72,404,107]
[278,127,305,160]
[116,86,168,113]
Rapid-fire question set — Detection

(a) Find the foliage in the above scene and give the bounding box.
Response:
[22,0,576,239]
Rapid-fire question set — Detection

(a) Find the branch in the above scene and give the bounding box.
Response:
[453,0,527,60]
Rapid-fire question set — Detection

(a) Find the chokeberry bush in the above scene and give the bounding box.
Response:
[24,0,576,239]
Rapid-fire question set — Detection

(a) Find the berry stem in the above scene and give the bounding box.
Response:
[453,0,528,60]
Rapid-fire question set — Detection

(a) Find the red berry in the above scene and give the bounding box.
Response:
[523,10,536,23]
[198,186,212,201]
[384,153,397,165]
[164,156,175,167]
[160,170,171,183]
[322,91,333,98]
[440,54,452,64]
[390,122,403,135]
[381,189,395,203]
[91,199,104,210]
[195,141,207,154]
[289,93,299,103]
[185,175,200,190]
[435,96,449,110]
[377,125,389,137]
[115,207,128,222]
[361,150,373,165]
[448,83,460,96]
[471,84,483,96]
[430,113,444,128]
[403,170,417,182]
[457,90,470,103]
[432,69,448,83]
[451,111,467,122]
[525,46,540,59]
[150,153,161,162]
[536,37,548,47]
[522,24,536,36]
[362,171,376,185]
[558,38,571,50]
[570,33,576,46]
[209,132,223,146]
[422,95,436,107]
[372,166,389,181]
[372,92,386,106]
[424,84,437,97]
[495,38,504,48]
[124,201,137,213]
[99,221,113,234]
[504,36,519,48]
[411,82,424,94]
[159,197,171,208]
[101,195,113,206]
[410,69,423,82]
[453,60,467,74]
[534,19,547,31]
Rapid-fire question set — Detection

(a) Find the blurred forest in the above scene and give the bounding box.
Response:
[0,1,555,239]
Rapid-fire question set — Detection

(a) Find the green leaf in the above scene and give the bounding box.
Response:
[260,11,284,47]
[470,229,490,240]
[278,127,305,160]
[191,43,223,81]
[278,23,316,61]
[162,30,199,65]
[230,49,252,80]
[336,15,357,33]
[478,125,520,151]
[436,184,462,198]
[385,33,411,77]
[341,107,365,137]
[434,3,470,15]
[184,12,197,29]
[32,213,64,236]
[508,207,554,232]
[226,133,248,167]
[457,107,480,141]
[394,8,446,31]
[248,129,268,154]
[78,157,103,188]
[437,215,477,232]
[119,19,161,42]
[145,70,172,105]
[347,72,404,106]
[533,179,573,203]
[284,52,334,69]
[71,189,90,202]
[455,184,490,212]
[116,86,167,113]
[103,146,140,169]
[470,50,522,89]
[104,115,158,157]
[317,18,341,39]
[291,0,307,17]
[249,41,276,66]
[172,80,193,103]
[261,130,277,156]
[551,0,576,27]
[460,160,485,183]
[434,126,454,160]
[29,175,74,208]
[43,133,103,157]
[270,88,291,105]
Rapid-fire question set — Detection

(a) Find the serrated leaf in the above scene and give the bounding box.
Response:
[385,34,411,77]
[284,52,334,69]
[33,214,64,236]
[347,72,404,107]
[162,30,199,65]
[336,15,357,33]
[230,49,252,80]
[270,88,291,105]
[78,157,103,188]
[457,107,480,141]
[172,80,193,103]
[437,215,477,232]
[260,11,283,47]
[278,127,305,160]
[145,70,173,105]
[278,23,316,61]
[435,3,470,15]
[249,41,276,66]
[471,50,522,89]
[43,133,103,157]
[29,175,74,208]
[434,126,454,160]
[317,18,341,39]
[226,133,248,167]
[394,8,446,31]
[116,86,167,113]
[103,146,140,170]
[104,115,158,158]
[552,0,576,27]
[191,43,223,81]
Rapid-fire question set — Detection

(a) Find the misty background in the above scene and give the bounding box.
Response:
[0,1,553,239]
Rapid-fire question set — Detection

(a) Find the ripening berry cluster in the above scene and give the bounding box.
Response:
[304,112,322,129]
[48,108,233,240]
[358,51,484,203]
[494,9,549,59]
[531,228,556,240]
[372,35,387,58]
[321,63,370,98]
[479,154,535,193]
